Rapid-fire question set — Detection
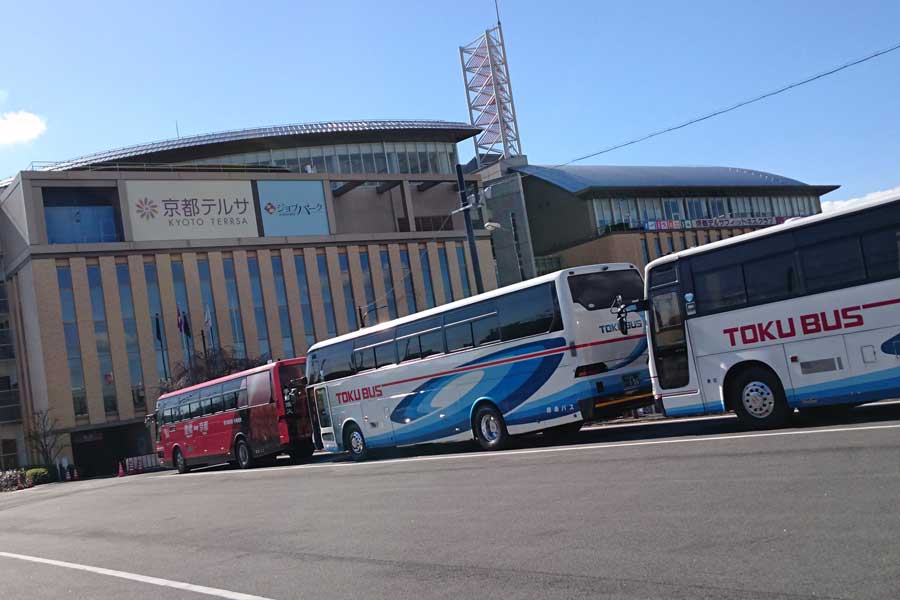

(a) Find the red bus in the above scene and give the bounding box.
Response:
[154,358,314,473]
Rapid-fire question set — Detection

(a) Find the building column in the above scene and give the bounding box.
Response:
[280,249,309,355]
[181,253,206,354]
[347,246,367,328]
[304,248,329,341]
[127,255,161,410]
[206,251,234,354]
[231,250,259,359]
[387,244,410,317]
[476,238,498,291]
[368,244,390,324]
[69,257,104,424]
[400,180,417,232]
[154,254,184,371]
[445,241,466,300]
[406,242,428,308]
[256,249,284,359]
[325,246,349,334]
[425,242,445,305]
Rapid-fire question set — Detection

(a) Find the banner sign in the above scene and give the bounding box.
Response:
[257,180,329,237]
[125,180,258,241]
[645,216,786,231]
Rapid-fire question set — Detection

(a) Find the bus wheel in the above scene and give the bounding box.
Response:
[174,448,190,474]
[344,424,368,462]
[235,438,254,469]
[731,367,789,429]
[474,404,509,451]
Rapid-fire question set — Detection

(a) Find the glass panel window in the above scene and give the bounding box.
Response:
[744,253,800,304]
[247,257,270,359]
[379,250,398,320]
[569,270,644,311]
[497,283,562,340]
[197,259,220,351]
[338,254,359,330]
[438,247,455,302]
[399,249,417,314]
[456,246,472,298]
[43,188,121,244]
[58,267,87,416]
[420,248,437,308]
[694,266,747,312]
[171,260,192,364]
[654,237,663,258]
[144,263,171,382]
[294,255,318,346]
[641,239,650,264]
[316,255,338,338]
[800,238,866,293]
[223,258,246,358]
[359,251,377,325]
[87,266,117,414]
[271,256,294,359]
[116,265,145,410]
[862,225,900,280]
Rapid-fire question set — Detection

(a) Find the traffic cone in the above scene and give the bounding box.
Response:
[118,462,125,477]
[73,467,80,481]
[65,469,71,481]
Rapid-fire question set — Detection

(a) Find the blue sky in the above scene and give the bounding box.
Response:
[1,0,898,207]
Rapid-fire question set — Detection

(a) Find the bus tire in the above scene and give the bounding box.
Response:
[235,438,254,470]
[730,366,789,429]
[174,448,190,474]
[473,404,510,451]
[343,423,368,462]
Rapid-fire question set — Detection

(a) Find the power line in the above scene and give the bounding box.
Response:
[556,39,900,167]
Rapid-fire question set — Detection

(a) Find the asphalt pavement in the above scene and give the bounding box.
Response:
[2,404,900,600]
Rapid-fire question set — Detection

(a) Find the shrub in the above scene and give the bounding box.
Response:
[25,467,51,486]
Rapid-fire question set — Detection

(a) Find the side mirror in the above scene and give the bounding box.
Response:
[618,317,629,335]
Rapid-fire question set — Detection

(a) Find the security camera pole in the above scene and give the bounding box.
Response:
[455,163,485,294]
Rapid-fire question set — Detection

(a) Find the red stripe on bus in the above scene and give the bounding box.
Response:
[862,297,900,310]
[382,334,646,389]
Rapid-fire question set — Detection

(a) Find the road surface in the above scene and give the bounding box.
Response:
[2,404,900,599]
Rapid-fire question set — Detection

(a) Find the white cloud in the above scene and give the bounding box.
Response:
[0,110,47,145]
[821,186,900,213]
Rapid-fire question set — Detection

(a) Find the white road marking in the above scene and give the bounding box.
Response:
[163,421,900,477]
[0,552,276,600]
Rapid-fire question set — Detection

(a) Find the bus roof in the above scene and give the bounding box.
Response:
[645,192,900,271]
[156,356,306,403]
[307,262,639,352]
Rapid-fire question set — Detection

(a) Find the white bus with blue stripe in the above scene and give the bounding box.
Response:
[306,264,652,460]
[617,193,900,428]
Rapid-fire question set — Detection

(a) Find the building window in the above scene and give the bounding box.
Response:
[359,251,377,325]
[338,253,358,330]
[0,375,20,424]
[641,239,650,265]
[116,265,145,410]
[456,246,472,298]
[58,267,87,416]
[0,438,18,469]
[399,249,417,315]
[294,256,318,347]
[315,255,338,338]
[144,263,171,381]
[420,248,436,308]
[0,319,13,360]
[87,266,117,415]
[196,259,220,351]
[43,188,121,244]
[437,247,455,302]
[668,236,676,253]
[247,257,271,359]
[170,260,193,364]
[380,250,398,320]
[271,256,294,359]
[654,237,663,258]
[222,258,246,359]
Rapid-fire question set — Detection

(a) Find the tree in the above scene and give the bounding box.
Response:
[25,410,65,467]
[157,347,270,395]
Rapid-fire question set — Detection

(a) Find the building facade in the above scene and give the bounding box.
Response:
[0,120,497,474]
[477,160,838,285]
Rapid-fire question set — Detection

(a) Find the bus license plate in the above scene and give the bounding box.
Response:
[622,374,640,389]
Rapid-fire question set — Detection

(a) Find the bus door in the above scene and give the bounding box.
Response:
[310,385,338,452]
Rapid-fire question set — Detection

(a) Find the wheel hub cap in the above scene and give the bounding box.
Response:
[481,415,500,442]
[742,381,775,418]
[350,432,364,454]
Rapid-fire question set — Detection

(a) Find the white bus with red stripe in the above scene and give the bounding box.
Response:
[617,193,900,428]
[305,264,652,459]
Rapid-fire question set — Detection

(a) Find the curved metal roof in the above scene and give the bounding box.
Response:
[513,164,836,194]
[46,119,480,171]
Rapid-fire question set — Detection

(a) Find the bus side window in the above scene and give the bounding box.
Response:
[237,378,249,408]
[248,374,271,407]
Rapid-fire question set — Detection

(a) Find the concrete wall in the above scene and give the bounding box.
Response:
[522,177,594,256]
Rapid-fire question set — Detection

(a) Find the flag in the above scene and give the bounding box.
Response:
[176,309,183,333]
[154,314,162,342]
[203,303,212,332]
[182,312,192,338]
